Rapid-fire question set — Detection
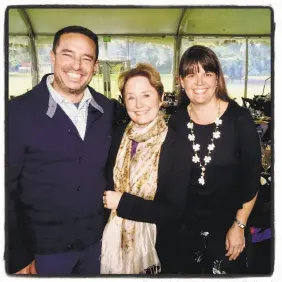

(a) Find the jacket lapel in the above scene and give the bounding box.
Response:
[86,105,103,131]
[52,105,81,138]
[32,74,81,139]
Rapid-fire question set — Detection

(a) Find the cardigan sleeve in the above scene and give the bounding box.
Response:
[105,124,127,191]
[168,109,181,132]
[5,101,34,274]
[116,137,190,226]
[168,108,189,140]
[237,109,261,204]
[104,124,127,226]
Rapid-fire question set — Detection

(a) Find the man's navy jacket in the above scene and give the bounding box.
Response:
[6,74,113,273]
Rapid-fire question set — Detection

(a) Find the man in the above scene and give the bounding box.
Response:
[6,26,113,275]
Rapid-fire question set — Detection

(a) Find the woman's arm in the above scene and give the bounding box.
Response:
[225,108,261,261]
[104,137,191,226]
[235,192,258,227]
[225,193,258,261]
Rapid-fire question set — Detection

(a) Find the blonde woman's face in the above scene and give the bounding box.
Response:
[124,76,162,126]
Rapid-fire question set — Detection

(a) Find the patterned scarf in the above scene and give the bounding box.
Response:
[101,113,168,274]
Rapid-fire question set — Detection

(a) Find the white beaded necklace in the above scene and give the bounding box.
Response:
[187,101,223,186]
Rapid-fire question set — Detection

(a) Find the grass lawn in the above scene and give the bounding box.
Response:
[8,73,268,104]
[8,73,33,98]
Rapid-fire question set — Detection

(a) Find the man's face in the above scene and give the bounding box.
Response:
[51,33,98,96]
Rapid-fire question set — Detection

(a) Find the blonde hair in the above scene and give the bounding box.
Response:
[118,63,164,99]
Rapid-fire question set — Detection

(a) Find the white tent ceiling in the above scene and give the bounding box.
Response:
[8,7,271,37]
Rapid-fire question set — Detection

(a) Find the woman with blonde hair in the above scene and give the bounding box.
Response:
[100,63,191,274]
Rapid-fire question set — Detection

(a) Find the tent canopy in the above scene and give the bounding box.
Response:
[8,7,271,36]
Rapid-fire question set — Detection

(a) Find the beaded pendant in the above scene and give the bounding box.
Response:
[187,103,222,186]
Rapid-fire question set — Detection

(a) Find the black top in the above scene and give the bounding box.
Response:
[106,125,192,271]
[168,101,261,232]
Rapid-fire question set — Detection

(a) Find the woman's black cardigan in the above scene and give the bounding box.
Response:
[105,124,192,273]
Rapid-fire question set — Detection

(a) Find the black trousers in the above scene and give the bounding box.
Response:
[35,241,101,275]
[176,225,248,275]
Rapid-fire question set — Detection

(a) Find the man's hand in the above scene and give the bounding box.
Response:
[103,191,122,210]
[15,260,37,274]
[15,264,31,274]
[30,260,37,274]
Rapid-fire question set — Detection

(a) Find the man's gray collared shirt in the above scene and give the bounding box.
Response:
[46,75,103,140]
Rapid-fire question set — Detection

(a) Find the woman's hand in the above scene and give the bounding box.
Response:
[225,223,245,261]
[103,191,123,210]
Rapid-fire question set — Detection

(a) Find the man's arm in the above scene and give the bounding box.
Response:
[5,101,34,274]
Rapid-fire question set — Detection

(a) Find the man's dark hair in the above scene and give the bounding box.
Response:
[52,25,99,61]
